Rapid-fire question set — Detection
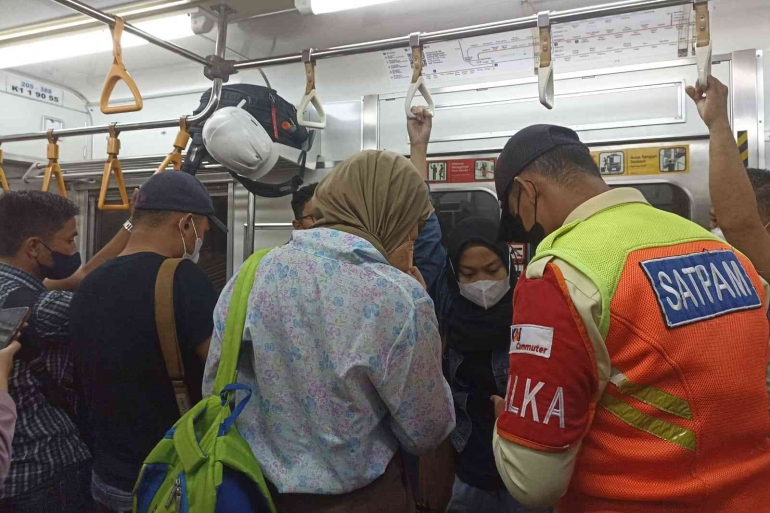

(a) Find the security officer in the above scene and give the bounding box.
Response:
[491,124,770,512]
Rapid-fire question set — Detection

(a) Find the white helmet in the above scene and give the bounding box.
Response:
[202,101,279,180]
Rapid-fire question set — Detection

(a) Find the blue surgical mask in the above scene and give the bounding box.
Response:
[38,241,81,280]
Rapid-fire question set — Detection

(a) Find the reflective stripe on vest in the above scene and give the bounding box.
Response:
[599,368,696,452]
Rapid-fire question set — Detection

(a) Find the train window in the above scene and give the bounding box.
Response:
[609,183,691,219]
[431,189,500,245]
[91,185,230,293]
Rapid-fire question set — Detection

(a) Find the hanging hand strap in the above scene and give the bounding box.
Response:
[213,247,274,394]
[0,149,8,192]
[537,11,554,110]
[405,32,435,119]
[100,17,144,114]
[155,258,192,416]
[693,0,712,89]
[155,117,190,174]
[98,124,130,210]
[297,49,327,129]
[41,131,67,198]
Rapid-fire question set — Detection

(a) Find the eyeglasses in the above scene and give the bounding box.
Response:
[297,214,315,223]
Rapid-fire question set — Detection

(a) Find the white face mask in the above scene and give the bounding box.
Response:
[453,249,512,309]
[710,227,725,240]
[180,217,203,264]
[458,278,511,309]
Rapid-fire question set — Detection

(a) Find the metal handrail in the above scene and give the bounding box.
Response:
[0,2,227,145]
[49,0,210,66]
[233,0,694,70]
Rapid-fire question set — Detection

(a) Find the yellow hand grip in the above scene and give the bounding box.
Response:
[98,125,130,211]
[100,17,143,115]
[155,117,190,174]
[41,131,67,198]
[0,149,8,192]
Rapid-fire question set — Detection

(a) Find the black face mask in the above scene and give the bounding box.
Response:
[38,241,82,280]
[504,182,546,247]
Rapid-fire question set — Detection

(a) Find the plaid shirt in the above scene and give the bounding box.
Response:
[0,263,90,498]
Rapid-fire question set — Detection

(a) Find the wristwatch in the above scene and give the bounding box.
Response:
[123,219,134,233]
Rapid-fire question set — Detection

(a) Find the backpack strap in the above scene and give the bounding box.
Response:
[154,258,191,416]
[213,248,274,394]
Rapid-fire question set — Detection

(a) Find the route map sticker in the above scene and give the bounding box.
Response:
[383,5,696,87]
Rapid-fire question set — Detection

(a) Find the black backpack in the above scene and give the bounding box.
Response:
[183,84,313,198]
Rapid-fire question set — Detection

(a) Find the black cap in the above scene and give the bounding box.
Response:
[494,125,586,240]
[135,171,228,233]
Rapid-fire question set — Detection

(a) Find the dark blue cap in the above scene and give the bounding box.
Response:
[135,171,228,233]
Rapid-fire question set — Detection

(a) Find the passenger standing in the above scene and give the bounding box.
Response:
[0,190,132,512]
[203,150,455,513]
[441,218,549,513]
[491,124,770,511]
[690,76,770,281]
[69,172,226,513]
[291,183,318,230]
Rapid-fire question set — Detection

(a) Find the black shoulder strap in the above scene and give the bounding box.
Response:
[182,130,207,176]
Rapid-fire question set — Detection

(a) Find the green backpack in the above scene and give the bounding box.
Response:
[133,248,277,513]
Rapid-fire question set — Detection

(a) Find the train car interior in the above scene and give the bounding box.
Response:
[0,0,767,284]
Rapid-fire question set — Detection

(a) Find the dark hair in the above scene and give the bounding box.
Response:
[132,209,176,228]
[0,190,80,256]
[747,168,770,224]
[291,183,318,219]
[522,145,601,185]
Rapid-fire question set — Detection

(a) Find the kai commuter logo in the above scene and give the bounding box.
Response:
[510,324,553,358]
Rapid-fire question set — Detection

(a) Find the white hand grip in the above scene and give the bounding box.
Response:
[538,63,554,110]
[405,76,436,119]
[695,43,712,90]
[298,88,327,129]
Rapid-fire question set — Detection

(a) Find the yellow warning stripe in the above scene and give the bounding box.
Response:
[738,131,749,166]
[611,372,692,420]
[599,394,696,452]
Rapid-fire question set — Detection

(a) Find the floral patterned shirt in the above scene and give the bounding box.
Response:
[203,228,455,495]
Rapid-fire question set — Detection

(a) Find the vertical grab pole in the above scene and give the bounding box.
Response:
[537,11,554,110]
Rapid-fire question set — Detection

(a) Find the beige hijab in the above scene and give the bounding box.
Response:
[313,150,433,258]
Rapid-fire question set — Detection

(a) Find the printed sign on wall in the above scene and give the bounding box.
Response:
[591,145,690,176]
[6,75,64,106]
[428,158,497,183]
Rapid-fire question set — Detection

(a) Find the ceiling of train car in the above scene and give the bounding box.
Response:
[0,0,134,31]
[3,0,761,99]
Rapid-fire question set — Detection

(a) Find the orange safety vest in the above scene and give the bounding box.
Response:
[530,202,770,512]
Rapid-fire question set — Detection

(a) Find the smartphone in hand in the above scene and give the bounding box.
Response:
[0,307,30,350]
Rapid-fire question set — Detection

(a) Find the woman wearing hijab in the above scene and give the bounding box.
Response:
[438,217,547,513]
[203,150,455,513]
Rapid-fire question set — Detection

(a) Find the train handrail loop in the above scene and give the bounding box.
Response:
[0,149,8,192]
[405,32,435,119]
[155,117,191,174]
[100,17,144,115]
[98,124,130,211]
[42,131,67,198]
[537,11,555,110]
[297,49,327,129]
[693,0,712,89]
